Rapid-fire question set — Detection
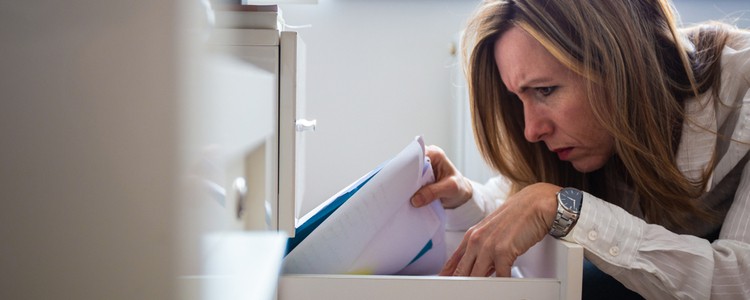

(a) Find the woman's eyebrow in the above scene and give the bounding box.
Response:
[517,77,554,92]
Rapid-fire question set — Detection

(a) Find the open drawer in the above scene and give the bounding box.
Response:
[278,235,583,300]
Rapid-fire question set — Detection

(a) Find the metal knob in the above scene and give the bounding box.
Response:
[233,177,247,219]
[295,119,317,132]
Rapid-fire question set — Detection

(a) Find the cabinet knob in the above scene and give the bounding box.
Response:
[295,119,316,132]
[233,177,247,219]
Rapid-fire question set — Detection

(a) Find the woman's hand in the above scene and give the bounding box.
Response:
[439,182,560,277]
[410,145,473,209]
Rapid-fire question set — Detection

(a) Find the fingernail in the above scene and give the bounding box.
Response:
[410,195,422,207]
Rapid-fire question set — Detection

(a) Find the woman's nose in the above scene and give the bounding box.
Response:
[523,106,553,142]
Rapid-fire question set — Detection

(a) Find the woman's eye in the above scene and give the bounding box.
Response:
[536,86,556,96]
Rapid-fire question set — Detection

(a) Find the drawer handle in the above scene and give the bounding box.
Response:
[233,177,247,219]
[295,119,317,132]
[202,179,226,207]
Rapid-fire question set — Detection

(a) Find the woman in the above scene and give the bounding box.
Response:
[410,0,750,298]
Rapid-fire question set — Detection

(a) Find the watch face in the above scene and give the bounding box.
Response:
[560,188,582,212]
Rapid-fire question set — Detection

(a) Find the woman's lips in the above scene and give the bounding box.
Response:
[554,147,573,160]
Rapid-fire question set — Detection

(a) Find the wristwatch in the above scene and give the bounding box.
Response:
[549,187,583,238]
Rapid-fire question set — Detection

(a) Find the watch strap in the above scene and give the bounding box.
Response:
[549,187,582,238]
[549,207,577,238]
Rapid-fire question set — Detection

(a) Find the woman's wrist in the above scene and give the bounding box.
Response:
[443,177,474,209]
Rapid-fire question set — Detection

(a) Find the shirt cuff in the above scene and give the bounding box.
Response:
[561,192,644,272]
[444,181,488,231]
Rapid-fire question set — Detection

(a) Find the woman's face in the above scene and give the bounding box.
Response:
[494,26,615,173]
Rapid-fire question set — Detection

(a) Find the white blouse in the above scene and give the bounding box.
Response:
[446,30,750,299]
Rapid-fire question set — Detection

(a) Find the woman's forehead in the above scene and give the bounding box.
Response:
[494,26,569,93]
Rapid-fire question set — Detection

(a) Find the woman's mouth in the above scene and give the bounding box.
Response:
[554,147,573,160]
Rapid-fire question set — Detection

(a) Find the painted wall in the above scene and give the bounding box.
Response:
[675,0,750,28]
[280,0,479,214]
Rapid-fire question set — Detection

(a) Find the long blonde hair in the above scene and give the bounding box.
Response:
[462,0,730,231]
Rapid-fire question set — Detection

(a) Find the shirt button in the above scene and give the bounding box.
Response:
[609,246,620,257]
[587,231,598,241]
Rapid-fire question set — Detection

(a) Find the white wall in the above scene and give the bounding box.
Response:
[280,0,479,214]
[281,0,749,215]
[674,0,750,28]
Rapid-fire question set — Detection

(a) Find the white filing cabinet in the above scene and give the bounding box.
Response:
[179,16,312,299]
[207,26,307,235]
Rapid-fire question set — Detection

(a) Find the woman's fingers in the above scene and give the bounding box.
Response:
[411,185,438,208]
[452,253,477,276]
[469,249,495,277]
[411,145,473,208]
[438,183,561,278]
[411,176,472,208]
[439,239,467,275]
[494,260,513,278]
[443,224,490,276]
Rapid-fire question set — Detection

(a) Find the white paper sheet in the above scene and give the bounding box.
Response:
[282,136,446,275]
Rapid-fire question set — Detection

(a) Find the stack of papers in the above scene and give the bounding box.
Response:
[283,136,446,275]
